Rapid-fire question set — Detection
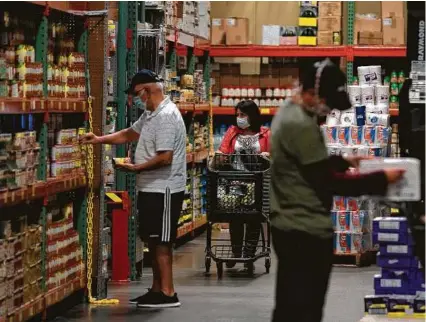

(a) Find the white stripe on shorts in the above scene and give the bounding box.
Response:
[162,187,171,242]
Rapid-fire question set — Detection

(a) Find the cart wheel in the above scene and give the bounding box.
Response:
[217,262,223,279]
[265,257,271,274]
[205,256,211,273]
[246,262,254,276]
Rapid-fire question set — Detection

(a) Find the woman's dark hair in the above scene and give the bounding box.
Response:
[235,100,262,133]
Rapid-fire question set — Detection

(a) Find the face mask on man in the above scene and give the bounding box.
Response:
[134,95,146,110]
[237,117,250,129]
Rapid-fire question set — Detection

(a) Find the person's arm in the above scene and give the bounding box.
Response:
[80,115,143,145]
[218,127,235,154]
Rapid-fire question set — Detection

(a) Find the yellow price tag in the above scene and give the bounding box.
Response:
[261,108,270,115]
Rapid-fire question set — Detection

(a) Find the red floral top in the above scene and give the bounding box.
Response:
[218,126,271,154]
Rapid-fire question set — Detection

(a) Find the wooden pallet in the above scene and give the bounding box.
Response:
[333,251,376,267]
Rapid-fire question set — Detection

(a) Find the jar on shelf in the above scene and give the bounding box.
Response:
[278,98,284,105]
[234,98,240,105]
[228,97,234,106]
[265,88,273,98]
[222,87,229,97]
[7,65,14,81]
[228,87,235,97]
[234,87,241,97]
[253,98,260,106]
[259,99,266,107]
[241,87,248,98]
[273,88,281,97]
[280,88,286,98]
[286,88,292,97]
[10,81,18,98]
[221,97,227,107]
[213,96,221,106]
[272,98,279,106]
[255,87,262,98]
[248,87,255,98]
[265,98,272,106]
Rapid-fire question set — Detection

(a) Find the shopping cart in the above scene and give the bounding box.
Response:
[205,153,271,278]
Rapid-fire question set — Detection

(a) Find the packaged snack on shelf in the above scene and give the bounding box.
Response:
[334,231,363,254]
[336,126,350,145]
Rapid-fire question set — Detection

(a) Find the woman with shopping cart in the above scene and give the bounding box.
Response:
[207,100,271,275]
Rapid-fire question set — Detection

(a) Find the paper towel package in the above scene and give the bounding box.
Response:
[373,217,409,233]
[359,158,421,201]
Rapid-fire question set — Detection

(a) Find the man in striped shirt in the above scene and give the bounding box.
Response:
[80,70,186,309]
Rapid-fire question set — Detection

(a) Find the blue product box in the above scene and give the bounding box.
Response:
[373,217,409,234]
[411,272,426,292]
[380,244,414,257]
[414,296,425,314]
[381,268,416,280]
[373,232,413,245]
[374,274,415,295]
[377,253,418,268]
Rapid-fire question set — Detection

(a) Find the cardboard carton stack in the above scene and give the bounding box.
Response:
[363,217,425,316]
[355,14,383,45]
[298,1,318,46]
[381,1,405,45]
[317,2,342,46]
[211,18,249,45]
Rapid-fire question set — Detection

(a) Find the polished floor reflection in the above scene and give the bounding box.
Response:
[60,234,379,322]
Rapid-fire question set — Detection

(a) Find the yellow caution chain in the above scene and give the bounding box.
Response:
[86,96,119,305]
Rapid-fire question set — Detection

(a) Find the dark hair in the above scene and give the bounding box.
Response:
[235,100,262,133]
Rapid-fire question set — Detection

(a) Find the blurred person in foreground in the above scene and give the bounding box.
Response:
[270,59,405,322]
[80,69,186,309]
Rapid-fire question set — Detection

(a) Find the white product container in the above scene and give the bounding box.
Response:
[255,87,262,97]
[221,97,227,106]
[272,98,279,106]
[280,88,286,97]
[234,87,241,97]
[253,98,260,106]
[286,88,292,97]
[265,88,273,97]
[228,98,234,106]
[278,98,284,105]
[228,87,235,97]
[259,99,266,107]
[221,87,229,97]
[273,88,281,97]
[248,87,255,98]
[265,98,272,106]
[234,98,240,105]
[241,87,248,98]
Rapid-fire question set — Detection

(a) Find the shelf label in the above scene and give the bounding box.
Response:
[261,108,271,115]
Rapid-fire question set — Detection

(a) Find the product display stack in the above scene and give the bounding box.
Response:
[363,216,425,317]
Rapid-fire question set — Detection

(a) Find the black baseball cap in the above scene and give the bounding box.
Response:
[125,69,163,95]
[301,59,351,111]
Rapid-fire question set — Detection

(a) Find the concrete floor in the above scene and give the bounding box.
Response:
[60,234,380,322]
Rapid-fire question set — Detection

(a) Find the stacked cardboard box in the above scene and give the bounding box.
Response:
[298,2,318,46]
[355,15,383,45]
[211,18,249,45]
[363,217,425,316]
[381,1,405,45]
[317,2,342,45]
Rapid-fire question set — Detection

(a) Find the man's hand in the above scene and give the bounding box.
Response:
[79,132,101,145]
[345,156,374,168]
[384,169,405,184]
[115,163,139,173]
[261,152,270,159]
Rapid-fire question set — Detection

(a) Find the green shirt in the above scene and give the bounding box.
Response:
[270,100,332,238]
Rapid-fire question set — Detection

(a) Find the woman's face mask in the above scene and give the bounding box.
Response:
[236,117,250,129]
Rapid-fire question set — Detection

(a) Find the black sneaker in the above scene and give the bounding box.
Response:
[129,289,157,304]
[137,291,181,308]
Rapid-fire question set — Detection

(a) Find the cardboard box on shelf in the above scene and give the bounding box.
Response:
[318,2,342,16]
[358,31,383,45]
[211,18,226,45]
[240,75,260,87]
[354,17,382,45]
[260,74,280,88]
[261,64,280,76]
[299,6,318,27]
[226,18,249,45]
[280,26,298,45]
[220,74,241,87]
[383,17,405,45]
[262,25,281,46]
[298,26,317,46]
[318,16,342,32]
[220,64,240,75]
[317,31,334,45]
[381,1,404,18]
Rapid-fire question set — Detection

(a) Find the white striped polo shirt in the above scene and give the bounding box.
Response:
[131,97,186,194]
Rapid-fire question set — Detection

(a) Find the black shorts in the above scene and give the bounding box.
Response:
[137,189,184,244]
